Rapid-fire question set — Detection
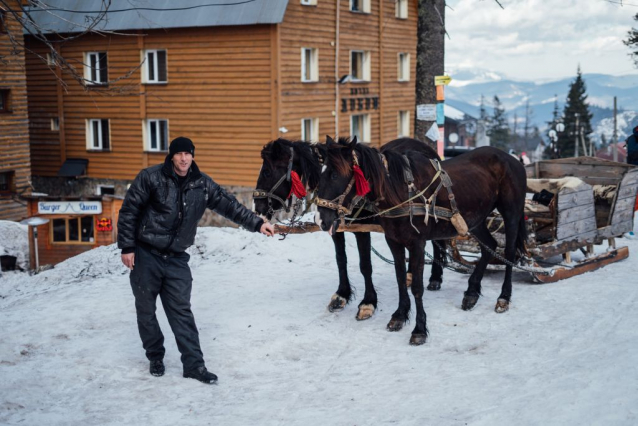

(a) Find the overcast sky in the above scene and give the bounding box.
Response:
[445,0,638,81]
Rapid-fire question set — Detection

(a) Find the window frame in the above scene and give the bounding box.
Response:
[350,114,371,143]
[350,50,371,82]
[395,0,408,19]
[86,119,111,151]
[143,119,170,152]
[0,170,15,194]
[301,117,319,142]
[142,49,168,84]
[397,52,410,82]
[0,9,7,34]
[300,47,319,82]
[300,0,317,5]
[50,216,95,245]
[350,0,371,13]
[398,110,410,138]
[84,51,108,86]
[51,117,60,131]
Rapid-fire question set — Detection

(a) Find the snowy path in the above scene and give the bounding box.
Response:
[1,225,637,425]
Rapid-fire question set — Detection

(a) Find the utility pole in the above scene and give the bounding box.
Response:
[574,113,580,157]
[613,96,618,162]
[415,0,445,150]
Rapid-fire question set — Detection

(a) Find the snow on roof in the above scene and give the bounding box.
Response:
[444,104,467,121]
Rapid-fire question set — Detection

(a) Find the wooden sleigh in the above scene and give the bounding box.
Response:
[274,157,638,283]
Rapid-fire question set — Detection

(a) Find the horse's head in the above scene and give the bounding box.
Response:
[254,138,295,219]
[315,136,380,234]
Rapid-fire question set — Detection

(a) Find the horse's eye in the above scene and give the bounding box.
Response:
[263,169,271,178]
[330,172,338,180]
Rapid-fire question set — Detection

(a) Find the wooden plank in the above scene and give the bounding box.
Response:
[533,247,629,284]
[274,223,385,235]
[611,196,637,223]
[531,239,592,258]
[556,219,597,241]
[557,190,594,209]
[557,204,595,225]
[596,221,634,239]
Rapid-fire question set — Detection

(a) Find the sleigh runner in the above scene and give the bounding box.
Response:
[274,156,637,284]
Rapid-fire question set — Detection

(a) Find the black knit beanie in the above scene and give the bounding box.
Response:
[169,137,195,158]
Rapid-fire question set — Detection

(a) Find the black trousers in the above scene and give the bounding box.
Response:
[129,244,204,372]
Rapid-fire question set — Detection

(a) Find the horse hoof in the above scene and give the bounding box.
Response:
[495,299,509,313]
[356,304,375,321]
[386,318,405,332]
[409,334,427,346]
[427,280,442,291]
[328,294,347,312]
[462,295,479,311]
[406,272,413,287]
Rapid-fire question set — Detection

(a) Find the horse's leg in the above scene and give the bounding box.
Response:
[494,213,522,313]
[385,236,410,332]
[427,240,445,291]
[409,238,428,345]
[328,232,352,312]
[462,223,496,311]
[353,232,377,321]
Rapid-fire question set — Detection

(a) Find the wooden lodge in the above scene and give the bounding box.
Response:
[25,0,420,192]
[0,0,32,221]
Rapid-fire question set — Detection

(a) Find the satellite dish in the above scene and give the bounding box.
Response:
[20,217,50,227]
[556,123,565,132]
[449,133,459,144]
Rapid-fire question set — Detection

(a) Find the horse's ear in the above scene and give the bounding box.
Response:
[326,135,335,145]
[271,139,285,158]
[348,136,358,150]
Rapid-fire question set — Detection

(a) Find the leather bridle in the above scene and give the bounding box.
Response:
[253,147,295,216]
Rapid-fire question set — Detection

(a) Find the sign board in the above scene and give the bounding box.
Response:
[416,104,437,121]
[97,217,113,232]
[434,75,452,86]
[38,201,103,215]
[436,103,445,126]
[436,85,445,101]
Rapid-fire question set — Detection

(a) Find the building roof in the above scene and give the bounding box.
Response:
[26,0,289,34]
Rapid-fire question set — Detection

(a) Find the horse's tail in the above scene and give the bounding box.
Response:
[516,212,528,257]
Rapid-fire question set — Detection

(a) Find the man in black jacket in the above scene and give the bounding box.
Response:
[118,137,274,384]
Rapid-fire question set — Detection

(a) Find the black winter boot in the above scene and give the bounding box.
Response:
[183,366,218,384]
[150,360,165,377]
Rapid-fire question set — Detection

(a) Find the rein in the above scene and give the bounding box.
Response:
[253,147,295,216]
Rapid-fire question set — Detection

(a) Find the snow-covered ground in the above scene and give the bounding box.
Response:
[0,220,28,272]
[1,220,638,425]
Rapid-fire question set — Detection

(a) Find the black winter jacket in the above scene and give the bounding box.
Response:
[118,157,263,253]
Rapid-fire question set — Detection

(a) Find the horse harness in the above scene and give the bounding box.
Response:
[253,147,295,215]
[316,152,469,236]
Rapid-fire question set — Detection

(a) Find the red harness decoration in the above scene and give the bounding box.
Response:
[288,170,307,199]
[353,164,370,196]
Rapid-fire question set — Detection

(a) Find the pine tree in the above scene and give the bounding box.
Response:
[624,13,638,67]
[557,67,593,157]
[487,95,511,151]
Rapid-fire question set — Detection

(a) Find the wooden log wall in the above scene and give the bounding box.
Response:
[0,0,31,221]
[26,25,276,187]
[555,180,597,243]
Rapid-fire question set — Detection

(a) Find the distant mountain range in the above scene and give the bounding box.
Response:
[445,68,638,142]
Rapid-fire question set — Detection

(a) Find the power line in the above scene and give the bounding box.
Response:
[602,0,638,7]
[30,0,257,14]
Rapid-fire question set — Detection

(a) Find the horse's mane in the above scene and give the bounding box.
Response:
[260,138,324,189]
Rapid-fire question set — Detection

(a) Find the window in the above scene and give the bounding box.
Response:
[97,185,115,195]
[0,171,15,193]
[350,0,370,13]
[0,89,9,113]
[86,119,110,151]
[46,52,57,67]
[84,52,108,85]
[144,119,169,152]
[301,48,318,82]
[51,117,60,131]
[0,10,7,34]
[398,53,410,81]
[396,0,408,19]
[351,114,370,143]
[301,0,317,5]
[301,118,319,142]
[143,49,167,84]
[350,50,371,82]
[398,111,410,138]
[51,217,95,244]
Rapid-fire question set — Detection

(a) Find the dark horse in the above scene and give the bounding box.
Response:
[254,137,447,321]
[316,138,527,345]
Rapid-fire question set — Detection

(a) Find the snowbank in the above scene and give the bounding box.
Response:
[0,220,29,271]
[1,221,637,425]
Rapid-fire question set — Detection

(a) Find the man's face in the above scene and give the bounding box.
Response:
[172,152,193,176]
